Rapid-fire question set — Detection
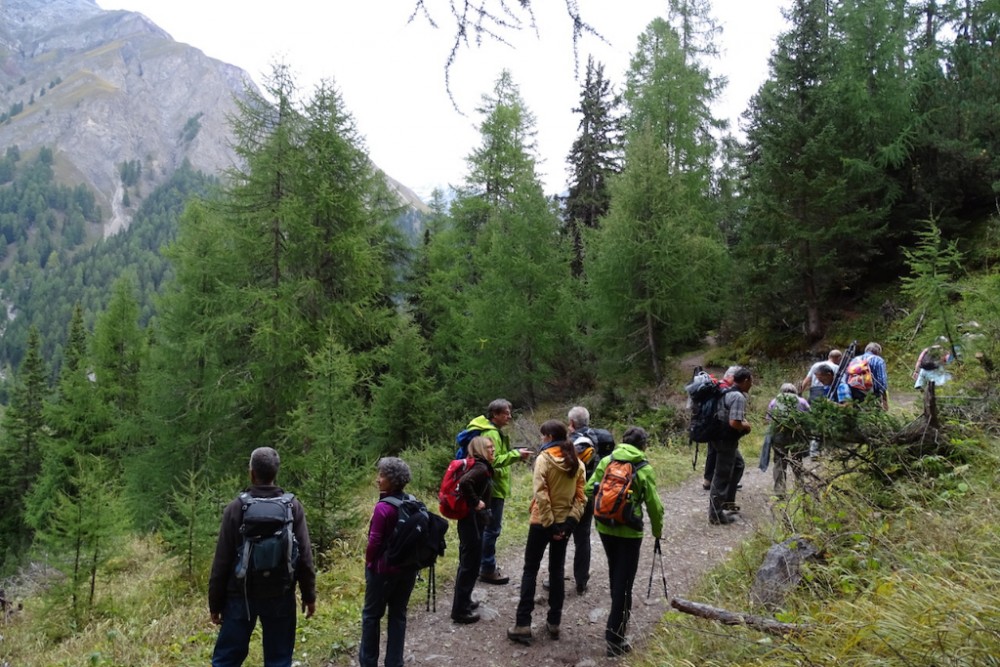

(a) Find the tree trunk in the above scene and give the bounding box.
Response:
[670,596,807,636]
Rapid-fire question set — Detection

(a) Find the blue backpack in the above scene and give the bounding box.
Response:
[454,425,496,459]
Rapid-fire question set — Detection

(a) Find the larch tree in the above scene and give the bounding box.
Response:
[585,10,728,383]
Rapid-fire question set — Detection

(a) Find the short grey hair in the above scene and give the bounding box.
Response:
[567,406,590,429]
[865,342,883,355]
[376,457,411,491]
[780,383,798,394]
[723,365,741,381]
[621,426,649,449]
[487,398,512,419]
[250,447,280,484]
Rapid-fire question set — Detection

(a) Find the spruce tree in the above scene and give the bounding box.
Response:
[563,56,622,277]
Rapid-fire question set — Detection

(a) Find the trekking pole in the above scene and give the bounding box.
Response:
[425,565,436,612]
[691,439,699,471]
[646,538,669,599]
[827,340,857,400]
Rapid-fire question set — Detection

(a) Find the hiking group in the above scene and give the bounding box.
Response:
[353,398,663,663]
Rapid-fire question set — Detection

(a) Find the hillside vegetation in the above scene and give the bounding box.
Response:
[1,1,1000,664]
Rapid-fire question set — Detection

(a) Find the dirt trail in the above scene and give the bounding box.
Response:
[333,349,773,666]
[335,468,772,667]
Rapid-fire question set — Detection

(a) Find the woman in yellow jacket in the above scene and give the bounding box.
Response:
[507,420,586,644]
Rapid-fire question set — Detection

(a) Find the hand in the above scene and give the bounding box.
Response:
[476,500,486,511]
[210,612,222,625]
[518,448,532,460]
[564,517,578,533]
[303,601,316,619]
[550,523,567,540]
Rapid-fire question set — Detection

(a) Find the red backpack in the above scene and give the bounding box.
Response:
[438,457,479,520]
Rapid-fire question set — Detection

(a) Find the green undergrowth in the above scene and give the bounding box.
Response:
[631,434,1000,666]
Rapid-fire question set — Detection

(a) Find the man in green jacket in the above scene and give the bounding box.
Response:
[468,398,531,585]
[587,426,664,657]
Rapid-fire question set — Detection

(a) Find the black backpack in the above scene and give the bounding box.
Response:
[686,371,732,444]
[379,494,448,571]
[234,492,299,597]
[573,427,616,475]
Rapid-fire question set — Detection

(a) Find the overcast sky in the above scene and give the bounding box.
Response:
[98,0,791,199]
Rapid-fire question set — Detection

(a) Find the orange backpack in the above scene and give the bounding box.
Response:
[593,459,648,531]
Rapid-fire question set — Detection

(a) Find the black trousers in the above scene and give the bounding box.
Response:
[451,513,482,617]
[515,524,568,626]
[598,532,642,649]
[708,438,744,520]
[570,495,594,588]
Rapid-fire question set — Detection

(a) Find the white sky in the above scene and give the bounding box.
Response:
[98,0,790,199]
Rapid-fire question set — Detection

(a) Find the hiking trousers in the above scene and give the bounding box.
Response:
[359,567,418,667]
[479,496,505,575]
[451,513,483,617]
[516,523,568,627]
[212,592,297,667]
[708,438,744,521]
[598,532,642,651]
[570,495,594,590]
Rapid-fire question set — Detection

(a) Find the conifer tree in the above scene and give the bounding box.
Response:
[0,326,49,568]
[433,71,577,406]
[585,13,727,382]
[563,56,622,277]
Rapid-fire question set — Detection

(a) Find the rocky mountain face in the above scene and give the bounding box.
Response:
[0,0,428,240]
[0,0,252,237]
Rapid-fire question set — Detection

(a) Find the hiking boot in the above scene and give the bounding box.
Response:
[709,514,735,525]
[479,569,509,585]
[469,600,480,611]
[507,624,533,644]
[607,641,632,657]
[721,502,740,512]
[451,611,480,624]
[545,622,560,639]
[702,479,711,490]
[576,582,588,595]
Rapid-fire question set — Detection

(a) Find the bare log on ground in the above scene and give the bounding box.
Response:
[670,597,807,636]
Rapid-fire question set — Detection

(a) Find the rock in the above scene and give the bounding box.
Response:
[749,536,819,610]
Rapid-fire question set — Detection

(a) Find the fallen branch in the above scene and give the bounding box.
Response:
[670,596,806,637]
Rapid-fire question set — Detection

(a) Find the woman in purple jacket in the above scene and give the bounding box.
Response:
[360,457,417,667]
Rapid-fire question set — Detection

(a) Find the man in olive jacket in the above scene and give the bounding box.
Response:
[208,447,316,667]
[587,426,664,657]
[466,398,531,585]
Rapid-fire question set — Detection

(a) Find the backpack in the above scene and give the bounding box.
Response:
[593,459,649,531]
[379,494,448,570]
[234,492,299,597]
[846,356,874,392]
[438,457,490,520]
[686,372,731,443]
[454,425,496,459]
[573,427,615,475]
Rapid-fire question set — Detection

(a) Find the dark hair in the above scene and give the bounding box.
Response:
[733,367,753,384]
[249,447,280,484]
[541,419,578,475]
[621,426,649,450]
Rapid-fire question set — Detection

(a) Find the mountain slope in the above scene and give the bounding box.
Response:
[0,0,249,236]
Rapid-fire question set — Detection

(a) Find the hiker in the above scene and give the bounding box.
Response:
[708,367,753,525]
[360,457,419,667]
[209,447,316,667]
[766,383,811,497]
[588,426,664,657]
[464,399,531,586]
[814,365,851,405]
[564,405,599,594]
[450,436,495,624]
[913,338,954,390]
[800,349,843,401]
[848,342,889,409]
[702,366,740,490]
[507,420,586,645]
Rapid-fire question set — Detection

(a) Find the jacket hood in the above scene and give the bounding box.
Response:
[467,415,499,432]
[611,443,647,464]
[540,441,578,473]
